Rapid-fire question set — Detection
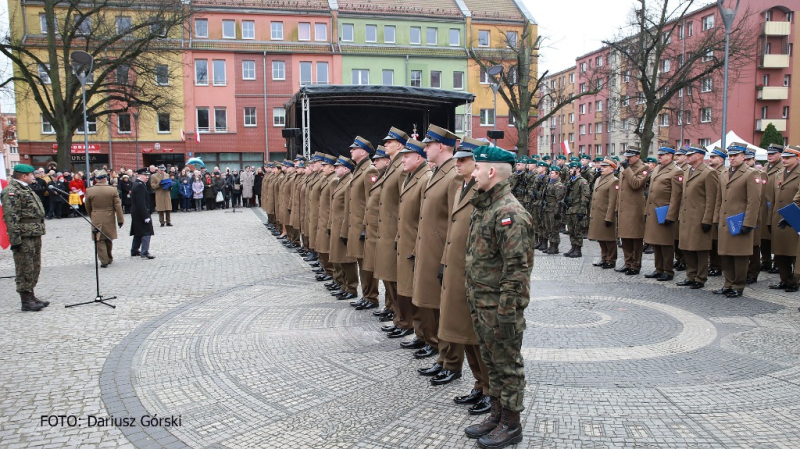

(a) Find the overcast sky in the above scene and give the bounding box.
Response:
[0,0,638,113]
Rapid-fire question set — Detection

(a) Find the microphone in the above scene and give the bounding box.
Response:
[48,184,70,196]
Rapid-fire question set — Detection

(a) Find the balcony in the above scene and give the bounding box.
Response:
[756,118,787,132]
[763,21,791,36]
[757,86,789,100]
[760,54,791,68]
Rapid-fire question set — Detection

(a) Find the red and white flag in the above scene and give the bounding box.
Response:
[180,128,186,142]
[561,141,571,156]
[0,152,10,249]
[195,130,201,143]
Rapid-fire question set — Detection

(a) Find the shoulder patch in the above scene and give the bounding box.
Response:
[370,175,378,183]
[756,178,762,184]
[678,175,683,182]
[500,217,512,227]
[615,185,619,190]
[642,170,648,176]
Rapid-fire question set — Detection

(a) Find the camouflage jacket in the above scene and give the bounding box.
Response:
[526,174,546,207]
[543,179,566,211]
[581,168,598,191]
[510,171,528,205]
[1,179,46,246]
[565,176,590,215]
[465,179,534,315]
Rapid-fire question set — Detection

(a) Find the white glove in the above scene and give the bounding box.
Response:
[144,218,151,223]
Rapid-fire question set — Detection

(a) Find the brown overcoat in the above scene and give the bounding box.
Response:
[84,183,124,241]
[278,172,295,225]
[678,162,719,251]
[314,173,336,253]
[643,162,683,246]
[616,159,649,239]
[715,165,762,256]
[438,178,480,345]
[752,169,768,242]
[149,171,172,212]
[344,158,380,258]
[363,168,386,272]
[289,173,303,228]
[412,158,458,309]
[329,172,355,263]
[769,165,800,256]
[711,165,726,240]
[374,155,405,282]
[588,174,618,241]
[305,173,323,249]
[761,160,783,241]
[397,161,432,297]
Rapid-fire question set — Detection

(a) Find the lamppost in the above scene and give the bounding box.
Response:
[132,107,140,170]
[717,0,740,151]
[70,51,93,185]
[487,65,504,146]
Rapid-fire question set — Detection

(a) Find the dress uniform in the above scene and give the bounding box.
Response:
[563,162,590,258]
[328,157,358,300]
[676,146,719,289]
[361,148,390,310]
[708,148,728,276]
[304,154,325,257]
[760,144,784,271]
[84,170,124,268]
[769,146,800,291]
[1,164,48,311]
[714,143,762,297]
[673,147,690,271]
[148,165,172,227]
[643,147,683,281]
[588,159,619,268]
[616,146,650,275]
[314,155,338,282]
[744,149,767,283]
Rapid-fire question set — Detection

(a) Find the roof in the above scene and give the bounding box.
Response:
[460,0,525,22]
[284,84,474,109]
[337,0,463,18]
[193,0,331,11]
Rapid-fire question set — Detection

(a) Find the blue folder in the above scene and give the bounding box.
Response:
[778,203,800,233]
[726,212,745,236]
[655,206,669,224]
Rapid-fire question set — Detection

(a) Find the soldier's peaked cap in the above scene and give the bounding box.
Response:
[399,139,427,158]
[726,142,748,155]
[383,127,409,145]
[320,154,337,165]
[334,156,355,170]
[422,124,458,147]
[135,167,149,174]
[350,136,374,154]
[710,147,727,159]
[768,143,784,154]
[781,146,800,158]
[372,146,389,160]
[454,136,484,158]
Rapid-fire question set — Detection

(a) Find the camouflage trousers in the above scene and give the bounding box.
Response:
[12,236,42,293]
[565,213,585,247]
[471,306,527,412]
[543,210,563,245]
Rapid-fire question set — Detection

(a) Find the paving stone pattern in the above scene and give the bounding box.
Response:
[1,209,800,448]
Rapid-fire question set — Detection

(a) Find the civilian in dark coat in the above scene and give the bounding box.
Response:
[130,169,155,259]
[118,175,133,213]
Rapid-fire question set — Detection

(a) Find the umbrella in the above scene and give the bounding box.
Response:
[185,157,205,168]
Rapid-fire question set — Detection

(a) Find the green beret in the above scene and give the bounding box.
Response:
[611,156,621,161]
[645,157,657,164]
[549,165,560,172]
[593,157,604,162]
[569,157,580,163]
[542,155,551,161]
[556,155,567,160]
[537,161,549,168]
[13,164,35,174]
[569,161,580,168]
[581,154,591,160]
[473,145,516,164]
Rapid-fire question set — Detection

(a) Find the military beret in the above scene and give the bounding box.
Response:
[422,124,458,147]
[570,157,581,163]
[611,156,621,162]
[537,161,550,168]
[581,154,591,160]
[593,157,604,163]
[541,155,551,161]
[350,136,375,154]
[548,165,560,172]
[13,164,35,174]
[473,145,516,164]
[568,161,581,168]
[383,127,409,146]
[645,157,657,164]
[556,155,567,160]
[530,154,540,159]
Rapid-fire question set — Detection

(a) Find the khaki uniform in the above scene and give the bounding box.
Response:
[588,174,618,263]
[149,171,172,225]
[329,172,358,294]
[715,165,761,292]
[769,165,800,284]
[678,163,719,285]
[306,172,324,251]
[314,173,336,275]
[643,162,683,275]
[616,160,650,270]
[760,160,783,267]
[373,155,405,327]
[84,183,124,266]
[748,168,768,280]
[710,165,727,272]
[1,179,45,293]
[344,158,380,303]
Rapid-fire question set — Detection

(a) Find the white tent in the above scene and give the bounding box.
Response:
[705,131,767,160]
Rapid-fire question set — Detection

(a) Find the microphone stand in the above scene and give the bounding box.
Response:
[50,189,118,308]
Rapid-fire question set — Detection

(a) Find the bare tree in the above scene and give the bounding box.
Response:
[0,0,194,168]
[469,22,600,155]
[599,0,755,156]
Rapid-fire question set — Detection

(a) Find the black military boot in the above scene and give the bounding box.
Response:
[20,292,44,312]
[477,408,523,449]
[465,397,501,439]
[569,246,582,258]
[31,290,50,307]
[547,242,559,255]
[563,245,576,257]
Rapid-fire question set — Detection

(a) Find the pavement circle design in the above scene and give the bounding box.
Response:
[527,309,613,328]
[522,295,718,362]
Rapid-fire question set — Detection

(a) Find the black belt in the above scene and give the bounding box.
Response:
[19,218,44,224]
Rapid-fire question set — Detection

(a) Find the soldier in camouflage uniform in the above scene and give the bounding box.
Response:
[543,166,566,255]
[1,164,49,311]
[563,162,590,258]
[464,145,533,448]
[530,162,549,251]
[510,157,529,210]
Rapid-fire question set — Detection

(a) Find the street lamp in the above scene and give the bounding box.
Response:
[71,51,93,185]
[487,65,504,146]
[717,0,740,151]
[130,104,141,170]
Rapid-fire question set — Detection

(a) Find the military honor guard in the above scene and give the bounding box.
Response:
[707,147,728,276]
[588,159,620,268]
[84,170,124,268]
[315,155,338,286]
[761,144,784,272]
[542,165,566,254]
[563,161,590,258]
[328,156,359,301]
[642,146,683,281]
[361,147,392,311]
[768,145,800,292]
[615,146,650,275]
[744,149,768,284]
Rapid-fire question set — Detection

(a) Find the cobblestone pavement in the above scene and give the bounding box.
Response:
[1,209,800,448]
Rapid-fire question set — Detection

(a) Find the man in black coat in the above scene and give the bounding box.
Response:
[130,168,155,259]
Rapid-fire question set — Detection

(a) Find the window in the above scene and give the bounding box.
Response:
[610,120,616,131]
[684,111,691,124]
[382,69,394,86]
[579,104,586,114]
[662,59,671,72]
[195,60,208,85]
[478,30,490,47]
[453,71,464,90]
[569,113,574,123]
[242,60,256,80]
[765,10,772,21]
[687,85,693,96]
[272,61,285,80]
[623,70,630,82]
[637,92,645,104]
[480,109,495,126]
[273,107,285,126]
[41,115,54,134]
[678,87,683,97]
[341,23,354,41]
[701,107,711,123]
[195,19,208,38]
[455,114,464,133]
[425,27,438,45]
[761,106,768,119]
[701,77,712,92]
[580,83,587,93]
[429,71,441,88]
[299,22,311,41]
[242,21,255,39]
[150,18,166,37]
[38,64,51,84]
[156,64,169,85]
[703,49,714,62]
[659,113,669,127]
[244,107,257,127]
[596,100,603,112]
[214,108,227,132]
[116,16,132,34]
[157,114,172,133]
[597,56,603,66]
[410,27,421,45]
[580,62,587,72]
[222,20,235,39]
[39,14,56,34]
[688,21,694,36]
[298,62,312,85]
[763,74,770,86]
[569,73,574,83]
[271,22,284,40]
[621,95,629,107]
[579,124,586,135]
[365,24,377,42]
[702,14,714,30]
[316,62,329,84]
[596,78,603,89]
[766,43,772,54]
[9,146,17,154]
[197,108,210,132]
[315,23,327,41]
[596,123,603,133]
[352,69,369,85]
[569,133,574,142]
[700,138,710,147]
[410,70,422,87]
[76,117,97,134]
[479,67,489,84]
[384,25,395,43]
[509,114,516,127]
[115,65,129,84]
[449,29,460,46]
[679,24,684,39]
[213,60,226,86]
[506,31,518,48]
[785,75,791,86]
[788,12,793,22]
[75,16,91,35]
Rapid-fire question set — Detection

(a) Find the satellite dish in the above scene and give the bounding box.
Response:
[487,66,504,76]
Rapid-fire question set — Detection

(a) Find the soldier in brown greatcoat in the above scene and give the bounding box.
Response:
[643,146,683,281]
[411,125,459,373]
[277,161,296,239]
[744,149,768,284]
[760,144,784,272]
[289,158,306,244]
[375,127,414,337]
[361,147,392,310]
[673,147,690,271]
[675,146,719,289]
[769,146,800,292]
[304,155,324,259]
[588,159,619,268]
[314,155,338,283]
[84,170,124,268]
[393,139,431,342]
[615,146,650,275]
[437,138,492,415]
[328,157,359,300]
[343,136,381,309]
[714,143,762,298]
[707,148,728,276]
[149,164,172,227]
